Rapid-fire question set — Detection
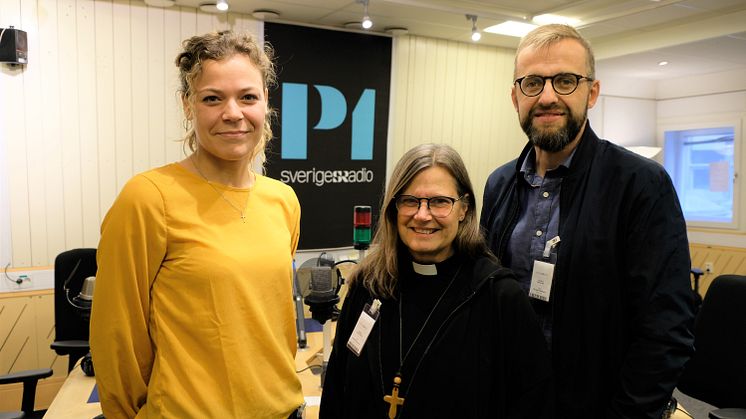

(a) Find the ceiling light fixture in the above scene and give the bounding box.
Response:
[385,27,409,36]
[467,14,481,42]
[484,21,538,37]
[359,0,373,29]
[532,14,580,26]
[658,61,669,66]
[252,9,280,20]
[199,2,228,13]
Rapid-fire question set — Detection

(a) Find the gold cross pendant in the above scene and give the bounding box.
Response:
[383,374,405,419]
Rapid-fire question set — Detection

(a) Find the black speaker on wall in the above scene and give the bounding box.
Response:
[0,27,28,64]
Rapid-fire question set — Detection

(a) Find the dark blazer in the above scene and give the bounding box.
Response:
[481,124,696,419]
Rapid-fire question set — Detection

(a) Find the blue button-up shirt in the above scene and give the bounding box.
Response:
[507,147,574,347]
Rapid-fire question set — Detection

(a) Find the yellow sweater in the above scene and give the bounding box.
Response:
[91,163,303,418]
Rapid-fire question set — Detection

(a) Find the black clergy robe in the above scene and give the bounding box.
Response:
[320,253,553,419]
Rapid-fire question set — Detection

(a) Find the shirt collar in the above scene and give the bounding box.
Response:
[519,146,577,177]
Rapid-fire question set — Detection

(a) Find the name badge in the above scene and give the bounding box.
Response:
[529,260,554,302]
[346,299,381,357]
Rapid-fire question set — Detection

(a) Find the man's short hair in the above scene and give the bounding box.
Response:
[515,24,595,79]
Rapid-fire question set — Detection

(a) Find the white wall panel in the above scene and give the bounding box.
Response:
[58,0,84,250]
[112,0,133,193]
[77,0,101,249]
[3,0,522,267]
[163,7,183,165]
[130,2,148,175]
[94,0,117,218]
[21,0,48,267]
[37,0,66,263]
[1,0,263,267]
[146,6,166,169]
[389,35,525,212]
[2,0,32,267]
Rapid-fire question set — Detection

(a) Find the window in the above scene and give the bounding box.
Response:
[663,125,737,228]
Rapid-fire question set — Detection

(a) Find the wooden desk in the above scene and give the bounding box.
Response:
[43,364,101,418]
[44,332,327,419]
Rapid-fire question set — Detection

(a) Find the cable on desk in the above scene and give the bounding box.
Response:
[676,406,694,418]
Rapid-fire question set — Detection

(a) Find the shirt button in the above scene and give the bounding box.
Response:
[542,191,550,198]
[536,230,543,237]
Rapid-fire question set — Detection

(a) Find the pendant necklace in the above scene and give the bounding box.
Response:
[383,264,463,419]
[191,154,251,223]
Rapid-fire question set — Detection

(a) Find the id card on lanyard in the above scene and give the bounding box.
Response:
[529,236,560,302]
[347,299,382,357]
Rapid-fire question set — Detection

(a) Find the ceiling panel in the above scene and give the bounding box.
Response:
[143,0,746,80]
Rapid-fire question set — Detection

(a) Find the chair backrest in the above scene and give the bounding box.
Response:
[53,248,97,342]
[677,274,746,408]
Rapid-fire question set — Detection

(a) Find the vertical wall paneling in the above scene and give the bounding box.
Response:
[163,6,183,165]
[0,3,9,267]
[389,36,408,173]
[3,0,32,267]
[130,2,148,175]
[1,1,272,267]
[690,244,746,297]
[38,0,66,263]
[388,35,525,212]
[112,0,134,192]
[146,6,166,169]
[58,0,85,250]
[95,0,117,217]
[23,0,49,266]
[77,0,101,249]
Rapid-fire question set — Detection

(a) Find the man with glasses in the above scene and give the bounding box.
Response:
[480,24,695,418]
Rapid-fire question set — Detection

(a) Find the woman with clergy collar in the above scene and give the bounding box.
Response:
[320,143,553,418]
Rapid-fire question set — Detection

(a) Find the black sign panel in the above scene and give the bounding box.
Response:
[265,23,391,250]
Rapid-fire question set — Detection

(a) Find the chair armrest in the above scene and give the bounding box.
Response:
[0,368,53,385]
[51,340,90,353]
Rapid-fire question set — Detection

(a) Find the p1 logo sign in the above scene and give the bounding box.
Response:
[264,22,390,250]
[281,83,375,160]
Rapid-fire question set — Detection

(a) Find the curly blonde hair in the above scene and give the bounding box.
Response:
[175,31,277,168]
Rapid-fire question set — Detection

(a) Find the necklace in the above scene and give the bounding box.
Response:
[382,263,463,418]
[191,155,251,223]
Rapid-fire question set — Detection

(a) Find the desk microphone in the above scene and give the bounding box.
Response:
[72,276,95,314]
[304,266,339,324]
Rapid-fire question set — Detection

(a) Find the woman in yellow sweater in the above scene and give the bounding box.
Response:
[90,31,303,418]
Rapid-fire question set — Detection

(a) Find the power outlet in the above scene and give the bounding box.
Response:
[7,273,34,289]
[704,262,714,274]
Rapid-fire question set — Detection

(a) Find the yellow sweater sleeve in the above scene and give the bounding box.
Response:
[90,174,167,419]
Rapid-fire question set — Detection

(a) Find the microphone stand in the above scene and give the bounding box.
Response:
[322,321,332,386]
[305,293,339,387]
[292,261,307,349]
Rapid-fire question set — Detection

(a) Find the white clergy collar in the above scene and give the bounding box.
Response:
[412,261,438,276]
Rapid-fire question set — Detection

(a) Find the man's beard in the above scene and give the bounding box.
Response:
[521,104,586,153]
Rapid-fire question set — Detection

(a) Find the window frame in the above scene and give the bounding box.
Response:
[659,114,744,231]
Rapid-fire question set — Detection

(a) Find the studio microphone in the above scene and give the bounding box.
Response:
[72,276,95,319]
[304,265,339,324]
[66,273,96,377]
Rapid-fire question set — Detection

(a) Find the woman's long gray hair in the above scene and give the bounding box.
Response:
[351,143,495,299]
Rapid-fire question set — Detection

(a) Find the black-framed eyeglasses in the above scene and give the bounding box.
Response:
[394,194,466,218]
[514,73,593,97]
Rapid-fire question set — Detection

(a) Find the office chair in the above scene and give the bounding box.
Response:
[0,368,53,419]
[50,248,97,373]
[677,274,746,419]
[690,267,704,308]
